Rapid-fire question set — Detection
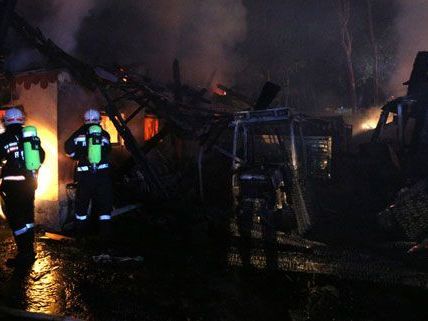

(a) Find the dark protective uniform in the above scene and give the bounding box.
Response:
[0,123,45,259]
[64,124,113,231]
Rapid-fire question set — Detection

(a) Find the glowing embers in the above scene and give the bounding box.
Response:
[213,87,227,96]
[144,115,159,141]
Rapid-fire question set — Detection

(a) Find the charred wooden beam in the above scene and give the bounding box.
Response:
[227,246,428,289]
[190,88,208,105]
[371,96,414,144]
[371,108,389,143]
[181,85,211,104]
[10,11,171,197]
[217,84,253,106]
[8,10,233,198]
[100,87,169,198]
[121,84,229,137]
[125,105,145,124]
[254,81,281,110]
[112,89,142,103]
[141,126,170,154]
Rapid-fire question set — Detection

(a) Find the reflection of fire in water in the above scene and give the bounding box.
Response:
[26,246,62,314]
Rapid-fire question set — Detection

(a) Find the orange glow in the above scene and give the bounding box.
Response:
[213,87,227,96]
[361,119,378,130]
[26,252,62,314]
[0,120,57,208]
[356,108,394,135]
[144,115,159,141]
[0,113,58,219]
[30,121,58,201]
[101,115,121,144]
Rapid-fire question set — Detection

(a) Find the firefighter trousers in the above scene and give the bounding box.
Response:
[1,179,36,255]
[74,172,113,234]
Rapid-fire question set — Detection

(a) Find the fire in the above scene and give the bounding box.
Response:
[0,122,58,221]
[31,121,58,202]
[144,115,159,141]
[361,119,378,130]
[213,87,227,96]
[356,107,393,135]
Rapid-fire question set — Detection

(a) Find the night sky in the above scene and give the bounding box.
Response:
[4,0,416,111]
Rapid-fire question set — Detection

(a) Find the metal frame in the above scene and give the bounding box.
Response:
[232,107,290,125]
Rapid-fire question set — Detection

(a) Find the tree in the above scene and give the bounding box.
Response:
[366,0,380,106]
[334,0,358,112]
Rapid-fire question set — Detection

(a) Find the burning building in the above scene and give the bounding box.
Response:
[0,68,159,228]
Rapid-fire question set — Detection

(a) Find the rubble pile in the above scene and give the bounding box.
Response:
[379,181,428,241]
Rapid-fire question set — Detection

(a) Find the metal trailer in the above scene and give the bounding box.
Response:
[218,107,333,236]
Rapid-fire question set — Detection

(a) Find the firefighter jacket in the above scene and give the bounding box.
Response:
[0,124,45,181]
[64,124,111,177]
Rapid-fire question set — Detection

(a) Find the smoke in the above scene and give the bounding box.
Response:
[76,0,247,85]
[10,0,247,86]
[353,107,392,136]
[17,0,96,53]
[389,0,428,97]
[5,0,96,71]
[40,1,96,53]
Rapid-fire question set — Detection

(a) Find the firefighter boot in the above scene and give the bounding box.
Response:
[99,220,112,241]
[75,220,89,239]
[6,232,36,268]
[25,227,36,257]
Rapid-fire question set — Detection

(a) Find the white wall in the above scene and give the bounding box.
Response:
[12,74,59,228]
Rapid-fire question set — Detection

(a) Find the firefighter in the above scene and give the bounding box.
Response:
[64,108,113,237]
[0,107,45,267]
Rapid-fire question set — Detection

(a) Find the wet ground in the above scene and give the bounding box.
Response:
[0,205,428,321]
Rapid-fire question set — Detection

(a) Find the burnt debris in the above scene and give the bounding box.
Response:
[2,0,428,297]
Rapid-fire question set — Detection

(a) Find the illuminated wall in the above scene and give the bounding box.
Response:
[2,69,132,229]
[11,71,59,227]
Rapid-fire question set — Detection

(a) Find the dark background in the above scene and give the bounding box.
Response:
[4,1,408,111]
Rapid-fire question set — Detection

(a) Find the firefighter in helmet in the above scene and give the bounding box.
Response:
[65,109,113,236]
[0,107,45,267]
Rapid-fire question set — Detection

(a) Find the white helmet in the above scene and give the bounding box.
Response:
[4,108,25,126]
[84,109,101,124]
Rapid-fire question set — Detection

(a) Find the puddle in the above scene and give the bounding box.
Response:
[25,247,63,314]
